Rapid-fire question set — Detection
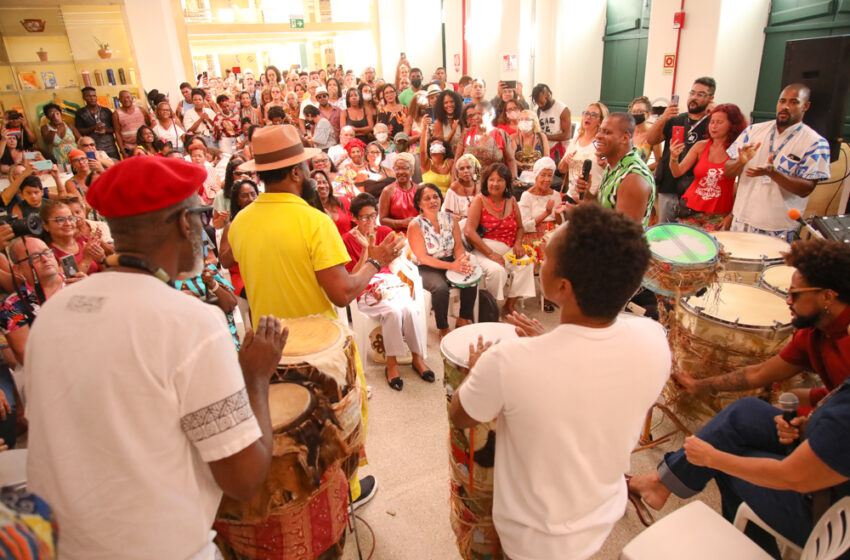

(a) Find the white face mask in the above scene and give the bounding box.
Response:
[362,93,372,101]
[375,132,388,142]
[430,143,446,154]
[518,120,534,133]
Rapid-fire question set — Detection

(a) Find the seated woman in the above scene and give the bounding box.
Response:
[342,193,429,391]
[0,130,24,174]
[379,153,420,233]
[457,103,518,178]
[314,169,353,235]
[66,197,113,248]
[63,150,90,199]
[512,110,550,178]
[443,154,481,222]
[219,178,259,298]
[133,125,165,156]
[342,138,369,181]
[670,103,747,231]
[41,103,79,168]
[420,121,455,195]
[77,136,114,169]
[464,163,535,316]
[360,141,395,198]
[376,83,408,138]
[493,98,523,137]
[40,200,105,275]
[408,184,477,339]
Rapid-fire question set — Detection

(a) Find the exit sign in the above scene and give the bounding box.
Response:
[290,16,304,28]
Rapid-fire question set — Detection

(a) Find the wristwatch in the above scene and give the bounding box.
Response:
[366,258,381,271]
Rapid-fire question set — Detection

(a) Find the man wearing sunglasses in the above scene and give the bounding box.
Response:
[629,238,850,554]
[24,157,287,559]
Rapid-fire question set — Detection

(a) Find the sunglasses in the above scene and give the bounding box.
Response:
[787,287,823,301]
[166,206,214,227]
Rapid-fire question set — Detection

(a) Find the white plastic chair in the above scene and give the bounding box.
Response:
[735,497,850,560]
[620,500,774,560]
[0,449,28,491]
[349,258,428,364]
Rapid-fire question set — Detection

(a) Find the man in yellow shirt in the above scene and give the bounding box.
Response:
[228,124,402,507]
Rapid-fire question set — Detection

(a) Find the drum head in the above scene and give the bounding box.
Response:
[683,282,792,328]
[268,382,315,432]
[279,316,342,358]
[440,323,518,368]
[645,223,719,264]
[761,265,794,294]
[711,231,789,262]
[446,264,483,288]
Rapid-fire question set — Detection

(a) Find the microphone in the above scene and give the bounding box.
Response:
[778,392,800,454]
[788,209,824,239]
[580,159,592,201]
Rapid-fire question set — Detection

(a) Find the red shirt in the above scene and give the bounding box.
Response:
[480,198,519,247]
[51,237,100,275]
[779,306,850,405]
[342,225,393,273]
[330,197,353,236]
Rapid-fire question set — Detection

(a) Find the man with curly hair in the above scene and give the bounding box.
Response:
[629,237,850,556]
[450,203,670,560]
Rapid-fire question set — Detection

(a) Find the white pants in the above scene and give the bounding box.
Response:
[357,290,423,357]
[473,239,536,301]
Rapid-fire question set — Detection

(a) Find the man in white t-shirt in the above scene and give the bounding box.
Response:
[725,83,831,241]
[25,156,286,560]
[450,203,670,560]
[532,83,572,160]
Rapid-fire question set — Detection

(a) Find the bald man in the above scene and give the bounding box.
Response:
[724,83,831,241]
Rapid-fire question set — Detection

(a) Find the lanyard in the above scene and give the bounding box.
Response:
[768,123,802,158]
[687,115,707,137]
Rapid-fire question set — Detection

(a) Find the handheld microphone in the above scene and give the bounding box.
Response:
[778,392,800,454]
[787,209,824,239]
[580,159,592,201]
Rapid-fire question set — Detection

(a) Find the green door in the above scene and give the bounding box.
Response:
[600,0,651,113]
[752,0,850,137]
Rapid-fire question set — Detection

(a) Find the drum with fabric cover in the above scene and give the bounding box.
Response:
[442,323,518,560]
[711,231,789,285]
[664,282,794,428]
[643,223,721,298]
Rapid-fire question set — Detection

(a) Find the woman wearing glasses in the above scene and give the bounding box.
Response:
[40,200,106,275]
[558,102,609,202]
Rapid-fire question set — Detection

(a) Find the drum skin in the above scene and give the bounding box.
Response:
[711,231,788,285]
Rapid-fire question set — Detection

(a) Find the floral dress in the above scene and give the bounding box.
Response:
[48,124,76,167]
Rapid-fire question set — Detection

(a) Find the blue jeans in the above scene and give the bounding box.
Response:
[659,398,811,554]
[0,365,17,449]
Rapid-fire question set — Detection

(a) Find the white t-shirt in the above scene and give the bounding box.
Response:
[728,121,830,232]
[153,119,186,151]
[563,133,604,201]
[183,107,217,137]
[536,99,567,137]
[519,189,562,231]
[457,315,670,560]
[442,188,475,219]
[25,272,261,560]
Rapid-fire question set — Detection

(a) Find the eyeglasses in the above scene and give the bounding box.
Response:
[81,143,96,148]
[689,90,712,98]
[50,216,78,225]
[357,214,378,222]
[13,248,54,265]
[788,287,823,301]
[582,111,601,119]
[166,206,214,227]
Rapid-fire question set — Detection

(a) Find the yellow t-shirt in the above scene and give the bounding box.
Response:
[228,192,350,326]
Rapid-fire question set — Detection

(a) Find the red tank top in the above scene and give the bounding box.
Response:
[388,183,418,232]
[480,197,518,246]
[682,140,735,214]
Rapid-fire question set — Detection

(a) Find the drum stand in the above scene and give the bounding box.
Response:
[347,487,366,560]
[633,401,693,453]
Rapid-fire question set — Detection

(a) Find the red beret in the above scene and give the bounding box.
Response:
[86,157,207,218]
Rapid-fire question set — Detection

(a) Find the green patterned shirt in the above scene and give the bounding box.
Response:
[598,148,656,227]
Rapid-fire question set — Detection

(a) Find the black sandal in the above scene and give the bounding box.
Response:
[385,368,403,391]
[413,364,436,383]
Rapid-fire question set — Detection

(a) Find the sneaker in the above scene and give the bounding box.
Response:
[350,475,378,511]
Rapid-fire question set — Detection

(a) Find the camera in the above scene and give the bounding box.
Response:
[0,212,43,237]
[5,111,22,121]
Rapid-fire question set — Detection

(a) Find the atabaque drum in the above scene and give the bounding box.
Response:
[442,323,518,560]
[711,231,789,285]
[760,264,794,298]
[643,223,721,298]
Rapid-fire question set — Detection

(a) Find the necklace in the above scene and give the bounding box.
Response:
[487,197,506,215]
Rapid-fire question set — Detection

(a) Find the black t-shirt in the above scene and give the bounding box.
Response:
[74,106,119,159]
[806,378,850,505]
[654,113,709,195]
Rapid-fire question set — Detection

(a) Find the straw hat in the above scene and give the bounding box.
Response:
[239,124,320,172]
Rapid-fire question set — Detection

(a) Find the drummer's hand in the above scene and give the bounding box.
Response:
[238,315,289,381]
[448,254,473,275]
[671,370,704,395]
[468,335,494,370]
[774,414,806,445]
[505,311,545,338]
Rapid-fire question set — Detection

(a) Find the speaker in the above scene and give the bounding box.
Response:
[782,35,850,162]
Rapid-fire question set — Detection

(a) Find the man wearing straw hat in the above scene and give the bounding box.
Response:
[228,124,404,508]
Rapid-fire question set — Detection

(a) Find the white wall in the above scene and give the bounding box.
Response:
[376,0,444,82]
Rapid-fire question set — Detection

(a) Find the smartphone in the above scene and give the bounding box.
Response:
[672,126,685,145]
[671,94,680,105]
[85,150,96,160]
[23,151,37,160]
[60,255,79,278]
[32,159,53,171]
[503,80,517,89]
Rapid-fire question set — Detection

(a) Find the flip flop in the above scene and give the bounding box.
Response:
[625,475,655,527]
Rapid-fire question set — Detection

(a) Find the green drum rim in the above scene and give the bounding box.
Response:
[645,223,719,265]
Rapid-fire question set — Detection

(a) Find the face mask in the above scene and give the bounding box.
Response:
[363,93,372,101]
[430,143,446,154]
[507,110,520,121]
[518,121,534,133]
[375,132,388,142]
[411,78,422,88]
[632,113,646,125]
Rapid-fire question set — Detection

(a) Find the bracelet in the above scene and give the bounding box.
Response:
[366,258,381,271]
[208,281,220,293]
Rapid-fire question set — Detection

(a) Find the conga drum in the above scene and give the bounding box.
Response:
[643,223,721,298]
[665,282,794,428]
[760,264,795,298]
[711,231,789,284]
[442,323,518,560]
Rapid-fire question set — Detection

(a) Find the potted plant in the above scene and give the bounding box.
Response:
[36,48,48,62]
[94,37,111,59]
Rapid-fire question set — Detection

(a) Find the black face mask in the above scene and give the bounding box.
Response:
[632,113,646,125]
[411,78,422,89]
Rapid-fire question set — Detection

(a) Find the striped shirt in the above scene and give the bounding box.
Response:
[598,148,656,227]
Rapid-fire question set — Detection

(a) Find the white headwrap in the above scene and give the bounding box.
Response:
[532,156,556,181]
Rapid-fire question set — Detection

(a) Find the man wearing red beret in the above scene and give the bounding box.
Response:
[24,156,287,559]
